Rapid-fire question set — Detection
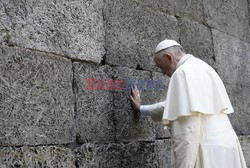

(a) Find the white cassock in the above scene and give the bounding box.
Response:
[141,54,247,168]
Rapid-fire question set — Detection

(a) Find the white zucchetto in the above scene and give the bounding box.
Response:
[154,39,181,54]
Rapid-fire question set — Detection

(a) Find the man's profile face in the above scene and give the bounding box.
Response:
[154,53,175,77]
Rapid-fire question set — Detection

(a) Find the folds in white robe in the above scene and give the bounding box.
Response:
[162,54,233,124]
[141,54,247,167]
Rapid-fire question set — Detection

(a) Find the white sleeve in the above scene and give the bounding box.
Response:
[140,101,165,122]
[140,105,151,116]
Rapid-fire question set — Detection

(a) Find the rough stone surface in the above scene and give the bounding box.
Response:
[129,0,205,24]
[0,0,105,63]
[216,29,250,136]
[0,145,75,168]
[112,67,171,141]
[74,63,115,143]
[74,64,171,143]
[239,135,250,168]
[225,83,250,135]
[204,0,250,42]
[0,45,75,146]
[131,0,177,16]
[179,19,215,68]
[152,72,171,138]
[175,0,205,24]
[249,0,250,28]
[213,29,250,86]
[113,67,156,141]
[151,72,169,104]
[104,0,179,71]
[74,140,171,168]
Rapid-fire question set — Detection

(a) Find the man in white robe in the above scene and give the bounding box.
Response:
[129,39,247,168]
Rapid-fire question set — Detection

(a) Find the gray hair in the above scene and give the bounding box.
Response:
[159,46,185,57]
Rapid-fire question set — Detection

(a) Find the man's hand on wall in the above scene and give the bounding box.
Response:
[129,85,141,113]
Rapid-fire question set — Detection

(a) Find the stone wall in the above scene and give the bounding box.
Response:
[0,0,249,167]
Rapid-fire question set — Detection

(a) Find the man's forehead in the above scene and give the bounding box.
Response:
[153,53,163,61]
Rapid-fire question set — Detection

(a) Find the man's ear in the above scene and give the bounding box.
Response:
[163,53,173,62]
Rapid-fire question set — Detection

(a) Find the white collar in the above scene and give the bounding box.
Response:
[176,54,193,69]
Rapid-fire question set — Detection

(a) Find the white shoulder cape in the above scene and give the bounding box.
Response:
[162,55,234,122]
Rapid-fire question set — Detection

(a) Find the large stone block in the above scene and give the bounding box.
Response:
[152,72,170,138]
[113,67,156,141]
[133,0,205,24]
[74,142,122,168]
[0,146,75,168]
[0,45,75,146]
[204,0,249,42]
[73,63,115,143]
[151,72,169,103]
[212,29,250,86]
[248,0,250,24]
[121,140,171,168]
[0,2,11,44]
[74,64,170,143]
[179,19,215,68]
[225,83,250,135]
[0,0,105,63]
[239,135,250,168]
[112,68,170,141]
[175,0,205,24]
[104,0,179,71]
[74,140,171,168]
[131,0,177,16]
